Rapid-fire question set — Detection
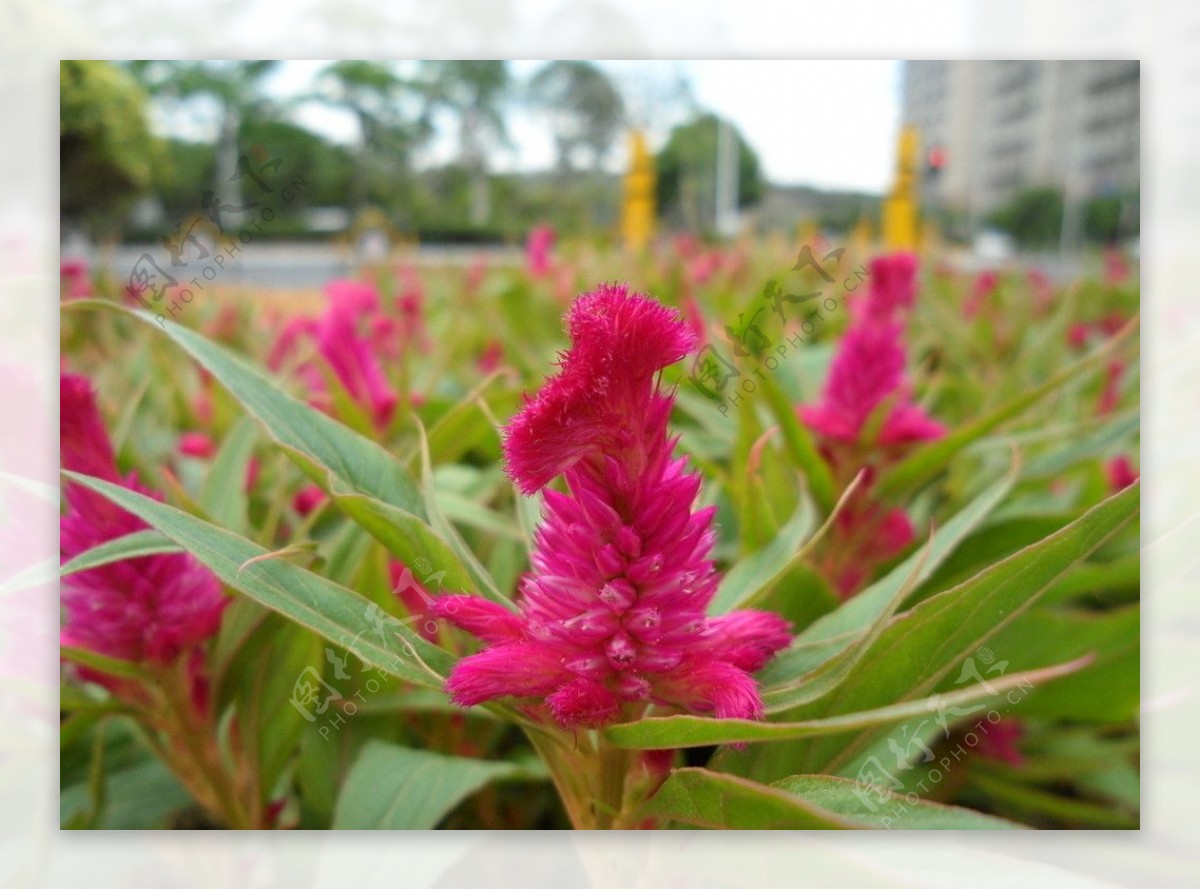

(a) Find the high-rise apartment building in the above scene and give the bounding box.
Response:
[901,60,1139,217]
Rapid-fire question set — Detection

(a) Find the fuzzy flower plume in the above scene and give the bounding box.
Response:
[800,253,944,598]
[268,279,398,431]
[526,224,556,278]
[60,374,227,666]
[799,321,944,448]
[851,252,918,325]
[435,284,791,727]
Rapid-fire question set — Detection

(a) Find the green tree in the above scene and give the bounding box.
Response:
[125,61,282,211]
[1083,192,1139,245]
[656,113,764,233]
[60,60,158,234]
[418,61,512,226]
[310,61,429,213]
[528,61,625,174]
[986,187,1064,248]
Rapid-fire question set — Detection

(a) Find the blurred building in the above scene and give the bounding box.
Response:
[902,60,1139,216]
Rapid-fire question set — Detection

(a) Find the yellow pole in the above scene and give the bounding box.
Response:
[882,126,920,251]
[621,130,656,252]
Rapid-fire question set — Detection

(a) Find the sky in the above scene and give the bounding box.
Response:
[166,60,902,195]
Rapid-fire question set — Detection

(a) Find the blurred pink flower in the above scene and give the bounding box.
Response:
[799,321,944,448]
[477,339,505,375]
[823,501,915,598]
[60,258,92,300]
[268,280,399,432]
[178,431,215,459]
[526,224,556,278]
[1107,455,1139,491]
[1097,359,1125,416]
[1027,267,1055,311]
[292,484,327,517]
[687,251,721,286]
[851,252,918,325]
[395,266,430,353]
[435,284,790,727]
[1103,247,1131,286]
[60,374,227,667]
[964,269,999,319]
[977,718,1024,766]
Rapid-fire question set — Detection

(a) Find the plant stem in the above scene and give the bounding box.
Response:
[148,660,260,829]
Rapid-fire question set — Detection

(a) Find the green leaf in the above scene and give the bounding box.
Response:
[756,483,1138,777]
[877,317,1138,497]
[641,768,1022,829]
[415,420,508,603]
[74,302,494,604]
[797,465,1016,647]
[710,493,819,614]
[64,471,451,689]
[198,414,258,532]
[61,646,148,680]
[332,741,534,829]
[757,372,837,512]
[756,465,1017,699]
[604,657,1088,749]
[71,301,423,513]
[59,529,181,577]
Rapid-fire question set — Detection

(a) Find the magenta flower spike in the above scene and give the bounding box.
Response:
[799,321,945,448]
[525,224,556,278]
[60,374,227,666]
[435,284,791,728]
[851,252,918,325]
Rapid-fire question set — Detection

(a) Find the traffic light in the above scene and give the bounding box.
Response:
[927,145,946,177]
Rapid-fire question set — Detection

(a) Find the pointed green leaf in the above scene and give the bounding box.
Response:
[641,768,1022,829]
[63,471,450,688]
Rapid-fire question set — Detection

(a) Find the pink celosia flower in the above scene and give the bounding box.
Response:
[687,251,721,286]
[977,718,1024,766]
[851,252,918,325]
[269,280,398,432]
[244,456,261,492]
[526,225,556,278]
[292,484,327,517]
[60,258,92,300]
[178,431,215,459]
[391,561,439,643]
[1106,455,1139,491]
[60,374,227,666]
[316,302,398,429]
[1103,247,1131,286]
[822,500,915,598]
[799,322,944,448]
[1027,268,1054,312]
[465,255,488,297]
[326,279,380,317]
[1097,359,1125,416]
[964,269,999,319]
[477,340,505,375]
[434,284,791,727]
[395,267,430,353]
